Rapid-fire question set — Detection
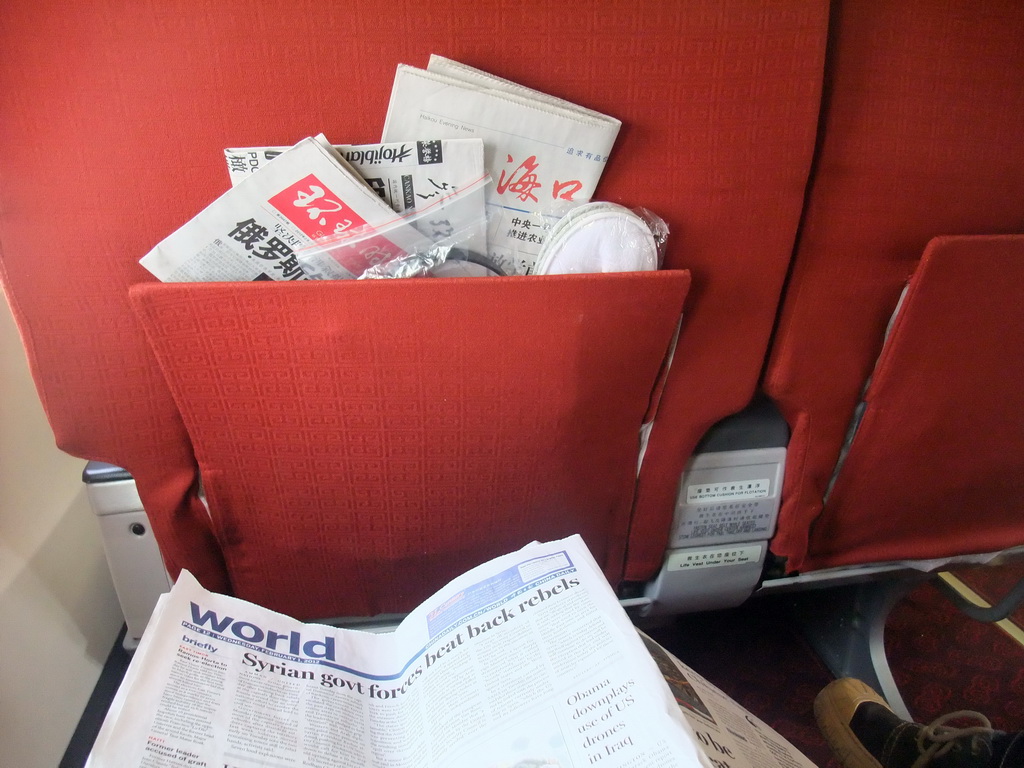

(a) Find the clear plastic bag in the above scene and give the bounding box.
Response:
[295,175,492,280]
[295,181,667,280]
[530,202,668,275]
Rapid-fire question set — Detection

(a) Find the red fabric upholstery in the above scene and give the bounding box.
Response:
[811,236,1024,566]
[0,0,827,608]
[609,5,829,579]
[764,0,1024,572]
[130,274,688,617]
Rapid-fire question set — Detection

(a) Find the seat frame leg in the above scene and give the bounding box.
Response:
[785,577,925,721]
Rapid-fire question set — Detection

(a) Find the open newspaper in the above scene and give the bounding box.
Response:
[85,535,817,768]
[140,135,477,282]
[382,55,621,276]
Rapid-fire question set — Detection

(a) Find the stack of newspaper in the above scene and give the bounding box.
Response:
[223,137,492,276]
[85,535,818,768]
[141,134,486,282]
[139,56,622,283]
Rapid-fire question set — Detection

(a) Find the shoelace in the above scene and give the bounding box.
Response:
[911,710,995,768]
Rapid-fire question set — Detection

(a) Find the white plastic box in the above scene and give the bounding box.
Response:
[642,397,788,616]
[83,462,172,649]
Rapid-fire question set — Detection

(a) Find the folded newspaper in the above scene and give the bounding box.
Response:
[382,55,621,276]
[85,535,817,768]
[140,135,482,282]
[224,138,490,268]
[639,633,819,768]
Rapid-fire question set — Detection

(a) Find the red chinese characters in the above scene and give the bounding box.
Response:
[497,155,584,203]
[268,174,367,240]
[267,174,406,276]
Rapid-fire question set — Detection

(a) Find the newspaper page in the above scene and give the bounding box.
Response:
[86,536,705,768]
[382,56,621,276]
[139,135,430,282]
[224,138,489,266]
[639,633,819,768]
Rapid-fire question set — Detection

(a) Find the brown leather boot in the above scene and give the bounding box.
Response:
[814,678,1024,768]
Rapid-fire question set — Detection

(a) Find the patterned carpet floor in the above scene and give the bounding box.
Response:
[646,565,1024,768]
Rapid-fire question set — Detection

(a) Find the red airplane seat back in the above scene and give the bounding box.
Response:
[1,0,828,613]
[764,0,1024,573]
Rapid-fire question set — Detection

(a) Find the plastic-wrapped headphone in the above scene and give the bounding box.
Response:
[532,203,659,275]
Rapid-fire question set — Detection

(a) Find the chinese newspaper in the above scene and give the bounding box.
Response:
[224,138,488,261]
[139,135,447,282]
[85,536,817,768]
[382,56,621,276]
